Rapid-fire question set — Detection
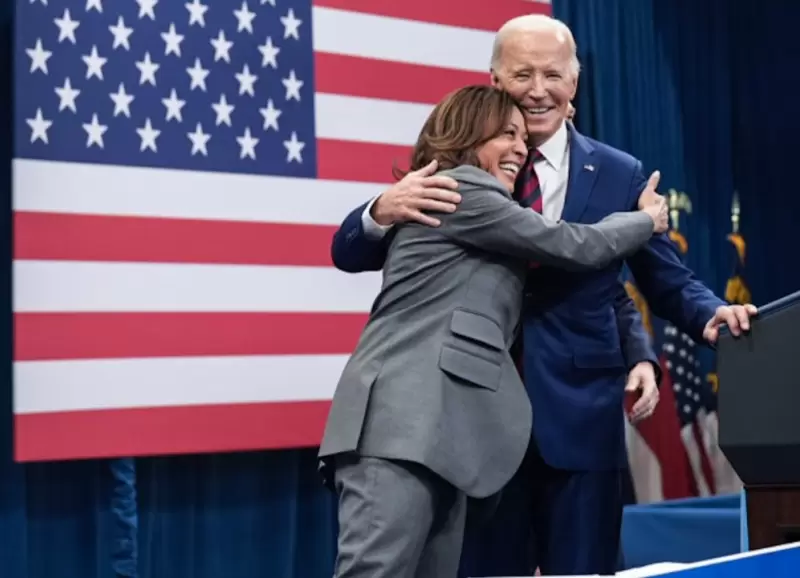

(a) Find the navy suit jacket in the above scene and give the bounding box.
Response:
[330,124,724,471]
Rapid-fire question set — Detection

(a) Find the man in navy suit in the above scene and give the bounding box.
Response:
[329,14,756,576]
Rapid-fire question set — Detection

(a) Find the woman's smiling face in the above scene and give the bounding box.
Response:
[476,106,528,192]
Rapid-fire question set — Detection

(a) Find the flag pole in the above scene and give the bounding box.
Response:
[667,188,691,254]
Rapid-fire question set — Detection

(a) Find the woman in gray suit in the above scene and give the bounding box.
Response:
[319,85,668,578]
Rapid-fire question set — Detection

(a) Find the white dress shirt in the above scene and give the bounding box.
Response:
[361,121,572,238]
[533,120,570,222]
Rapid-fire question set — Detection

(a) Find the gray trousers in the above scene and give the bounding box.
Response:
[332,454,468,578]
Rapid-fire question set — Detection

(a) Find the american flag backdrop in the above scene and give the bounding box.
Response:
[13,0,552,461]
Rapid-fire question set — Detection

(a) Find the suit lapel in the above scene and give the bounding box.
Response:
[560,125,600,223]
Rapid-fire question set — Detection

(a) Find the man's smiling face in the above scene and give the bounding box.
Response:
[491,25,578,147]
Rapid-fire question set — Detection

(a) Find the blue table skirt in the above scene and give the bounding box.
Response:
[621,493,746,569]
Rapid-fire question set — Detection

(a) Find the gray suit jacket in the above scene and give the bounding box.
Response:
[319,165,654,498]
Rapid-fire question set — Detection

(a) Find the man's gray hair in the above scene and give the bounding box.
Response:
[490,14,581,77]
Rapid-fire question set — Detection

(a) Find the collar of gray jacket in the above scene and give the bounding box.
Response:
[437,165,512,199]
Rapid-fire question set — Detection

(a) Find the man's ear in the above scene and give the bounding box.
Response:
[490,69,500,88]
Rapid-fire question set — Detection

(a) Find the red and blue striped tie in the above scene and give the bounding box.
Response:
[515,148,544,212]
[515,149,545,270]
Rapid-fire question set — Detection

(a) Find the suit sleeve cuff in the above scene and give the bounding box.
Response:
[362,196,393,240]
[626,351,663,386]
[647,357,664,386]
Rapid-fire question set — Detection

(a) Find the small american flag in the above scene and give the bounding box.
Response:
[662,324,716,496]
[13,0,551,461]
[626,318,743,503]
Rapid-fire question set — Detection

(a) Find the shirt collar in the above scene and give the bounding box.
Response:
[533,120,568,169]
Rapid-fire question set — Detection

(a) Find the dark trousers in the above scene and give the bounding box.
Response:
[460,442,624,576]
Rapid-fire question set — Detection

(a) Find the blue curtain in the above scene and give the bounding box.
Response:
[651,0,737,299]
[1,451,338,578]
[728,3,800,304]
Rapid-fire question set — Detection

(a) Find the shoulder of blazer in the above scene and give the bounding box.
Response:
[579,133,640,172]
[436,165,513,199]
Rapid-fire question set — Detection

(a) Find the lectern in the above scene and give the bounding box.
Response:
[718,289,800,550]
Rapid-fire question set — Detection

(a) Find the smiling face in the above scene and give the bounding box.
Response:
[475,106,528,192]
[402,85,529,189]
[491,25,578,147]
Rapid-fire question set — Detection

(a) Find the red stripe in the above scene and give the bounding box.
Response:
[15,312,368,360]
[315,52,488,105]
[318,139,410,183]
[14,211,336,266]
[14,401,330,461]
[627,355,696,500]
[312,0,551,33]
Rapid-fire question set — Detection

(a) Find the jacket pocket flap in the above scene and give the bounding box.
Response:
[450,310,505,350]
[439,345,501,391]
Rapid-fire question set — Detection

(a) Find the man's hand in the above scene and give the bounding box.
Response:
[625,361,659,423]
[371,160,461,227]
[637,170,661,209]
[702,303,759,344]
[637,171,669,234]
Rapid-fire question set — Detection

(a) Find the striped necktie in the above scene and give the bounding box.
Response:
[514,149,544,213]
[515,149,545,271]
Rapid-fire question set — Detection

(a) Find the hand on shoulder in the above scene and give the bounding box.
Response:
[637,170,669,233]
[371,160,462,227]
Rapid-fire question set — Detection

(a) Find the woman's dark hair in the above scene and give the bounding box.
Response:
[393,85,523,180]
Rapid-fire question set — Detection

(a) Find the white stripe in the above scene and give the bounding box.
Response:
[681,423,711,497]
[624,420,664,504]
[13,159,385,224]
[14,354,347,413]
[14,261,382,312]
[316,93,431,145]
[312,6,494,73]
